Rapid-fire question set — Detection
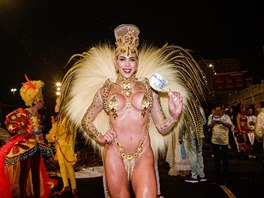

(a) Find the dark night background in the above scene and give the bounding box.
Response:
[0,0,263,124]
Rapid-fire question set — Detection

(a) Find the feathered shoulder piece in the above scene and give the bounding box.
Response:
[60,44,116,126]
[137,44,208,154]
[60,43,208,156]
[59,45,116,151]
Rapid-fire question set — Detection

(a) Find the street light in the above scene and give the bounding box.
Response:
[11,88,17,96]
[208,63,216,75]
[55,82,61,96]
[11,88,17,101]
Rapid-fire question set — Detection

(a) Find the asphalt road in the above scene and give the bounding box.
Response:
[48,142,264,198]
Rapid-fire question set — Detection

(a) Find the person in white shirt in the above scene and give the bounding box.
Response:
[207,105,234,174]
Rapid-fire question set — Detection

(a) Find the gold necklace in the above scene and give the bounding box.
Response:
[118,75,136,97]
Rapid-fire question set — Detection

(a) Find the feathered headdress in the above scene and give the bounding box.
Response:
[20,74,45,107]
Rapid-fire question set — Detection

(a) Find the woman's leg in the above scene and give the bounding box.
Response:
[30,152,41,198]
[104,148,130,198]
[19,157,31,197]
[212,144,221,174]
[132,153,157,198]
[221,145,229,173]
[57,148,69,188]
[65,160,77,190]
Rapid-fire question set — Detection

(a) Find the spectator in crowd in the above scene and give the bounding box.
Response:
[246,108,257,158]
[233,103,251,159]
[207,104,234,174]
[184,104,207,183]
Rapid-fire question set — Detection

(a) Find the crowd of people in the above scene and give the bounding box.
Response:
[223,102,262,160]
[165,100,264,181]
[0,23,263,198]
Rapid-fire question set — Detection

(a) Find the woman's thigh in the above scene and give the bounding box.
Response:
[104,149,130,198]
[131,157,157,198]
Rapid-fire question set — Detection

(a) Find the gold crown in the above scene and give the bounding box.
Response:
[20,74,45,107]
[114,24,140,56]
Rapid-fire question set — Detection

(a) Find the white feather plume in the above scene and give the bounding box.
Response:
[61,43,207,158]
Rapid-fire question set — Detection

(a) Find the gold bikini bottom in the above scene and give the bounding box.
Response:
[116,133,147,180]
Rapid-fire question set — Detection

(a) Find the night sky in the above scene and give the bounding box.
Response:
[0,1,263,117]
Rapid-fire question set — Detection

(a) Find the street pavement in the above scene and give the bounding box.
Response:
[48,142,264,198]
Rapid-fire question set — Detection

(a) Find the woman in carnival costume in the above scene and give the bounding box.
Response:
[46,96,78,197]
[0,75,56,198]
[233,102,252,159]
[59,24,207,197]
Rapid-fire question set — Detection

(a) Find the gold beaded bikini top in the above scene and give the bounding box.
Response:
[102,78,153,118]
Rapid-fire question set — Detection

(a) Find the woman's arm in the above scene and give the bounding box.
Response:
[151,91,182,135]
[81,88,116,144]
[81,89,104,141]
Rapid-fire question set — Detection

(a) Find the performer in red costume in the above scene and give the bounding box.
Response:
[0,75,56,198]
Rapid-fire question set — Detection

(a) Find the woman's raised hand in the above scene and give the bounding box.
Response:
[168,91,183,120]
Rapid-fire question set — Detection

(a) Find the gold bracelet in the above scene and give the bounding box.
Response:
[94,132,103,140]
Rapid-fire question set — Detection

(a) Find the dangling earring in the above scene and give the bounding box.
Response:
[114,61,119,73]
